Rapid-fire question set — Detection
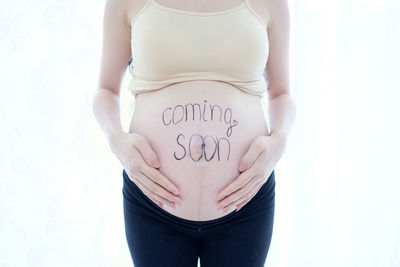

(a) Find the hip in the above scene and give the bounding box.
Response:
[122,167,276,230]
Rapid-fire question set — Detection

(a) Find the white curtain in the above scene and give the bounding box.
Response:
[1,0,399,266]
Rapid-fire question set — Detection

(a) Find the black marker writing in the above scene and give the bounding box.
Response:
[161,99,239,138]
[203,135,217,161]
[173,133,231,162]
[202,100,208,122]
[189,134,204,162]
[162,99,237,163]
[173,133,186,160]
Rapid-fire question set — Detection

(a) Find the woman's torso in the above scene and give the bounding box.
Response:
[129,81,269,221]
[127,0,270,221]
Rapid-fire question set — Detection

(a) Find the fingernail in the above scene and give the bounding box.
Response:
[167,202,176,209]
[152,159,161,168]
[238,162,246,171]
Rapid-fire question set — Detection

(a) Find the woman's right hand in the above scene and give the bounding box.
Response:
[109,131,182,209]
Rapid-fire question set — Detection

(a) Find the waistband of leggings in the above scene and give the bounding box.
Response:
[122,168,275,228]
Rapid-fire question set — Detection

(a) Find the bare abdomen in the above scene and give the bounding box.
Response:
[129,80,269,221]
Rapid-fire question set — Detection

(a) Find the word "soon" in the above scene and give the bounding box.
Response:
[173,133,231,162]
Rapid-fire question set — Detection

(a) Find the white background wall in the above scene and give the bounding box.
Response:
[1,0,399,266]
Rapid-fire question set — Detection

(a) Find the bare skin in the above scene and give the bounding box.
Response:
[92,0,296,221]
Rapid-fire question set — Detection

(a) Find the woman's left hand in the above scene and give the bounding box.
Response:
[217,134,287,213]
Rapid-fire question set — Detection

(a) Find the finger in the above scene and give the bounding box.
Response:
[218,162,260,200]
[136,177,176,209]
[133,134,161,168]
[223,181,262,211]
[223,181,263,213]
[147,195,164,208]
[217,177,257,210]
[132,174,176,209]
[238,136,267,172]
[138,169,182,205]
[236,183,261,211]
[141,163,180,196]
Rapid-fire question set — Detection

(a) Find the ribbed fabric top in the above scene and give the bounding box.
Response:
[128,0,269,98]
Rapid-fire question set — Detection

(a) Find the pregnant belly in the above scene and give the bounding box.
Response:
[128,80,270,221]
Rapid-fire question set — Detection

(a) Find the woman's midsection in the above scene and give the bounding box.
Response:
[129,80,269,221]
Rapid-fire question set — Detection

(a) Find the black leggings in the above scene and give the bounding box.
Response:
[122,169,276,267]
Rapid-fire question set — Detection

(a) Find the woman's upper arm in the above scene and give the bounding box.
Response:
[97,0,132,96]
[265,0,290,99]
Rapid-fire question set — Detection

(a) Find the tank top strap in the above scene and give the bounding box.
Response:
[243,0,253,13]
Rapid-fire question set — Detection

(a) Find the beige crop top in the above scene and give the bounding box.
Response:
[128,0,269,98]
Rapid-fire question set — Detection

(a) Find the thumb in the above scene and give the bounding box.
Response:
[133,134,161,168]
[238,137,266,172]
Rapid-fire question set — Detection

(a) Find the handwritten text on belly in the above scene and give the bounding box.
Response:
[161,100,239,162]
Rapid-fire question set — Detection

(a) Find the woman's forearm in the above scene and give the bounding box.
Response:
[92,88,124,149]
[267,91,296,150]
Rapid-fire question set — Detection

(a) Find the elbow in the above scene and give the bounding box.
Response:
[91,88,100,118]
[267,85,292,100]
